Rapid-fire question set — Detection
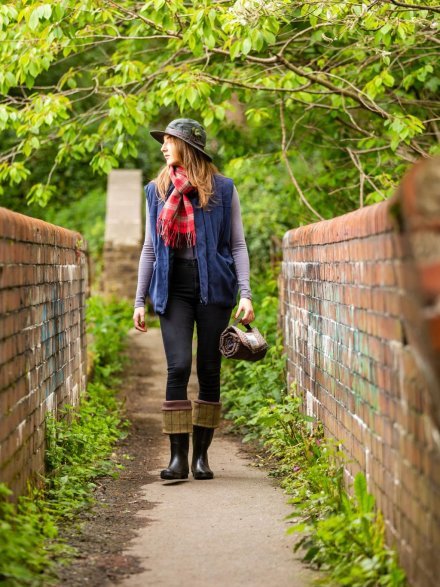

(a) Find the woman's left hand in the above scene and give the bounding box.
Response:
[235,298,255,325]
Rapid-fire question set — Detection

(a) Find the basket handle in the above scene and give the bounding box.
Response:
[233,318,252,331]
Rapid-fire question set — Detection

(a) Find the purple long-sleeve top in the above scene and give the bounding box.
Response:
[134,185,252,309]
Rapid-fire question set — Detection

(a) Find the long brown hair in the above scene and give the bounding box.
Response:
[153,135,219,208]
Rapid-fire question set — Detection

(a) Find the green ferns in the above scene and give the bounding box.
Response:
[0,295,132,586]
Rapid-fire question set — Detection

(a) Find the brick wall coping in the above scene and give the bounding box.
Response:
[283,199,395,247]
[0,207,88,250]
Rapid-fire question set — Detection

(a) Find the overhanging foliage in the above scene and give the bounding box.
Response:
[0,1,438,219]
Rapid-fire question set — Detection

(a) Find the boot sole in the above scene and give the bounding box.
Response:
[192,471,214,480]
[160,471,189,480]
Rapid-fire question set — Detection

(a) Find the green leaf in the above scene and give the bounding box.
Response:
[203,109,214,126]
[242,37,252,55]
[230,40,241,60]
[28,7,41,30]
[262,29,276,45]
[186,86,198,107]
[354,472,367,505]
[382,71,394,87]
[26,182,56,206]
[251,29,264,52]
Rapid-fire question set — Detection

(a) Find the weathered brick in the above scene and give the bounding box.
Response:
[282,175,440,587]
[0,207,88,496]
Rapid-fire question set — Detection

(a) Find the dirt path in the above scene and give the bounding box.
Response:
[57,328,317,586]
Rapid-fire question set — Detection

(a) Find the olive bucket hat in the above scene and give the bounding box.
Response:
[150,118,212,162]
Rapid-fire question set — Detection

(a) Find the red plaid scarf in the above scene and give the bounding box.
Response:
[156,166,196,248]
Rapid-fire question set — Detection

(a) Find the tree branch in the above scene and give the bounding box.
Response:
[346,148,386,201]
[277,56,391,119]
[103,0,180,38]
[199,71,311,93]
[346,148,365,207]
[279,99,324,222]
[389,1,440,13]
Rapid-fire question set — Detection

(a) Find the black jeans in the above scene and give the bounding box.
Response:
[159,258,232,403]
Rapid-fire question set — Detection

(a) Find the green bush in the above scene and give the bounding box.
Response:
[41,188,106,260]
[86,294,133,382]
[250,395,406,586]
[0,484,64,587]
[292,474,406,586]
[222,267,283,438]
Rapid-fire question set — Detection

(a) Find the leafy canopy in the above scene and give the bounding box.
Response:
[0,0,438,219]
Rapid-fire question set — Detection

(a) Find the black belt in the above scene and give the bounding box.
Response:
[173,257,198,267]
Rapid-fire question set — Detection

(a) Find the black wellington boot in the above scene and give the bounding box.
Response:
[160,433,190,480]
[191,425,215,480]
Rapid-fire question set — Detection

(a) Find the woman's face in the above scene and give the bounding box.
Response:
[161,134,181,166]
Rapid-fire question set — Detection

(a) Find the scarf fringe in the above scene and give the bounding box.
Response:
[157,217,196,248]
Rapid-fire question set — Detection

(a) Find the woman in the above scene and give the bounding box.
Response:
[133,118,254,481]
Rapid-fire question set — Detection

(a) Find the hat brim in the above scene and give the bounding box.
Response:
[150,129,212,162]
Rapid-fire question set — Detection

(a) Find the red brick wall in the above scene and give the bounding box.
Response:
[280,158,440,587]
[0,207,88,496]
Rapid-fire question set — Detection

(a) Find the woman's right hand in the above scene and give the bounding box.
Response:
[133,307,147,332]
